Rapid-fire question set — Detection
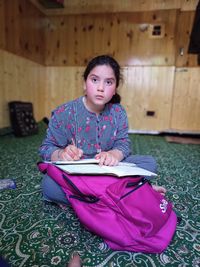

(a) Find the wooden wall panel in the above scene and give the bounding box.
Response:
[0,0,5,48]
[36,65,175,132]
[30,0,198,15]
[170,68,200,132]
[175,11,198,67]
[0,49,46,128]
[1,50,199,133]
[3,0,46,64]
[180,0,199,11]
[1,0,198,67]
[44,67,84,116]
[1,0,199,132]
[45,10,177,66]
[119,67,175,132]
[3,0,21,53]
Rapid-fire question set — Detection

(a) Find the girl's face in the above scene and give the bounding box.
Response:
[84,64,117,113]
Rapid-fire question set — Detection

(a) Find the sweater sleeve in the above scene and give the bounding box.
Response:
[39,105,72,161]
[111,105,132,159]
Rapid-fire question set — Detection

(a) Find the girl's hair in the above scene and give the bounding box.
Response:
[83,55,121,103]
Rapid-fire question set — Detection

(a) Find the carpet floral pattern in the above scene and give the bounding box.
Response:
[0,123,200,267]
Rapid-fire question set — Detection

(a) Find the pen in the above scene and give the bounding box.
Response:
[71,137,83,159]
[71,137,76,146]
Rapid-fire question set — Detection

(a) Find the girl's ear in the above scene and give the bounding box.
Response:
[83,81,86,92]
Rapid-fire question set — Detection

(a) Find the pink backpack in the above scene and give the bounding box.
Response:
[38,162,177,253]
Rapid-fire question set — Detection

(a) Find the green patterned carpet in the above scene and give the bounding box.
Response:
[0,122,200,267]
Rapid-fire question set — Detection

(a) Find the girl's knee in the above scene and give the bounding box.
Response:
[146,155,157,167]
[41,174,57,200]
[41,174,69,204]
[125,155,157,173]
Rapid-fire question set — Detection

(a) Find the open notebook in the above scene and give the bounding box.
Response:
[45,159,157,178]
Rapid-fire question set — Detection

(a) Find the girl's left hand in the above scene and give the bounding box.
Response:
[95,151,119,166]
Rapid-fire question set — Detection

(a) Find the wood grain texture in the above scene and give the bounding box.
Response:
[1,49,199,133]
[29,0,198,15]
[44,10,177,66]
[175,11,198,67]
[0,0,199,132]
[1,0,198,67]
[120,67,175,131]
[170,68,200,132]
[2,0,46,64]
[44,66,84,115]
[0,49,46,128]
[0,0,5,48]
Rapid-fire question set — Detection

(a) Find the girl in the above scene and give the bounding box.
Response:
[39,55,166,204]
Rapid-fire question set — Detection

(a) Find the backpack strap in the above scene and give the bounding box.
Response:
[120,177,148,200]
[62,174,99,203]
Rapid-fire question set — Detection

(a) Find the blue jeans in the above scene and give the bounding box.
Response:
[42,173,70,204]
[41,155,157,205]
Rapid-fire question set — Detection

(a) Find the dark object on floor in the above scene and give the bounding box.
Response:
[8,101,38,137]
[0,256,10,267]
[165,136,200,145]
[43,117,49,126]
[0,179,16,190]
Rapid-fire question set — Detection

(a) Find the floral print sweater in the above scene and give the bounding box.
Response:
[39,96,132,161]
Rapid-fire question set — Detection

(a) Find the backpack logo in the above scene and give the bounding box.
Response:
[160,199,168,213]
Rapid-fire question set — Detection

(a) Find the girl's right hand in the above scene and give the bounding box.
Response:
[52,146,83,161]
[60,145,83,161]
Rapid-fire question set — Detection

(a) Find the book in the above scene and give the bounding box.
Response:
[46,158,136,166]
[46,158,101,165]
[46,159,157,178]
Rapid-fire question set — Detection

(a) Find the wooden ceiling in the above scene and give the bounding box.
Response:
[29,0,198,16]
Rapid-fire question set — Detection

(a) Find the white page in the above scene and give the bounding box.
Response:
[57,163,156,177]
[48,158,99,165]
[45,159,136,167]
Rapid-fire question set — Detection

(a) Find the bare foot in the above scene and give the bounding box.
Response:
[152,185,166,196]
[67,252,82,267]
